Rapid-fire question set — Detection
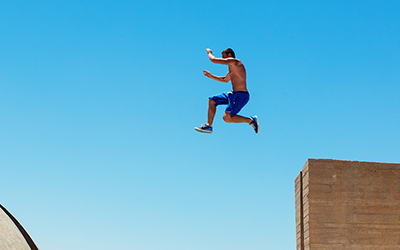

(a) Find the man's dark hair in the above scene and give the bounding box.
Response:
[222,48,235,58]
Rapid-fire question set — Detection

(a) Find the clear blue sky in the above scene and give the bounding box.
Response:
[1,1,399,249]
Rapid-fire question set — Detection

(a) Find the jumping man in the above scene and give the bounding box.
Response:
[195,48,259,134]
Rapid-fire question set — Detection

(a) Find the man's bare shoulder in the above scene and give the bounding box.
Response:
[224,57,240,64]
[231,59,245,68]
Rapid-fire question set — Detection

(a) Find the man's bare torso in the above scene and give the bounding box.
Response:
[203,48,248,92]
[228,60,247,92]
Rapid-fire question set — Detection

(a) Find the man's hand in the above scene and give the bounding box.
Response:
[206,48,216,62]
[203,70,212,78]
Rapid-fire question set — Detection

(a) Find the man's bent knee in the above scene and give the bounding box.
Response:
[223,112,233,123]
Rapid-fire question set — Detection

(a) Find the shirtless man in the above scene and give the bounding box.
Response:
[195,48,259,134]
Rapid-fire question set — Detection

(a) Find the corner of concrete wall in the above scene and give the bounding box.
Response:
[295,172,303,250]
[295,160,311,250]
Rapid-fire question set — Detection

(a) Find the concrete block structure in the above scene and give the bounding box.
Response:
[295,159,400,250]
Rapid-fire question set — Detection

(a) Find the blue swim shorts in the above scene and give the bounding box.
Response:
[210,91,250,117]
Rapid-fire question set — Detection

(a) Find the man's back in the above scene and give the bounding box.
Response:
[229,60,247,92]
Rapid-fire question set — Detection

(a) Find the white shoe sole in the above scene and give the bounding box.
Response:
[252,115,259,134]
[194,127,212,133]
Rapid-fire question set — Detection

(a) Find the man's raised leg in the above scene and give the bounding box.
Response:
[222,112,252,124]
[223,112,259,134]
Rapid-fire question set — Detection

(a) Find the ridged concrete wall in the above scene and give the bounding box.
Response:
[295,159,400,250]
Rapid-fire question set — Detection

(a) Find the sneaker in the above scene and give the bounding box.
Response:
[250,116,259,134]
[195,124,213,133]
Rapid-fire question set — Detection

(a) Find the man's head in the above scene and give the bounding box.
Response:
[221,48,235,58]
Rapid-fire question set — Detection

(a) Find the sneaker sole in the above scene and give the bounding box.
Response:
[194,127,212,133]
[253,115,259,134]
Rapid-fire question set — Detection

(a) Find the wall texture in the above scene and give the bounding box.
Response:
[0,204,39,250]
[295,159,400,250]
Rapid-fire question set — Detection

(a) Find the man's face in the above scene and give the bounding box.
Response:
[222,52,228,58]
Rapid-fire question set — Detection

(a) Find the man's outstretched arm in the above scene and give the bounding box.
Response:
[203,70,231,83]
[206,48,237,65]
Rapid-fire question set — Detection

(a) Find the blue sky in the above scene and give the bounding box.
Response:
[1,1,399,249]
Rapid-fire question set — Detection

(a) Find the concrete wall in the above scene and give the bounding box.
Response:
[0,204,39,250]
[295,159,400,250]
